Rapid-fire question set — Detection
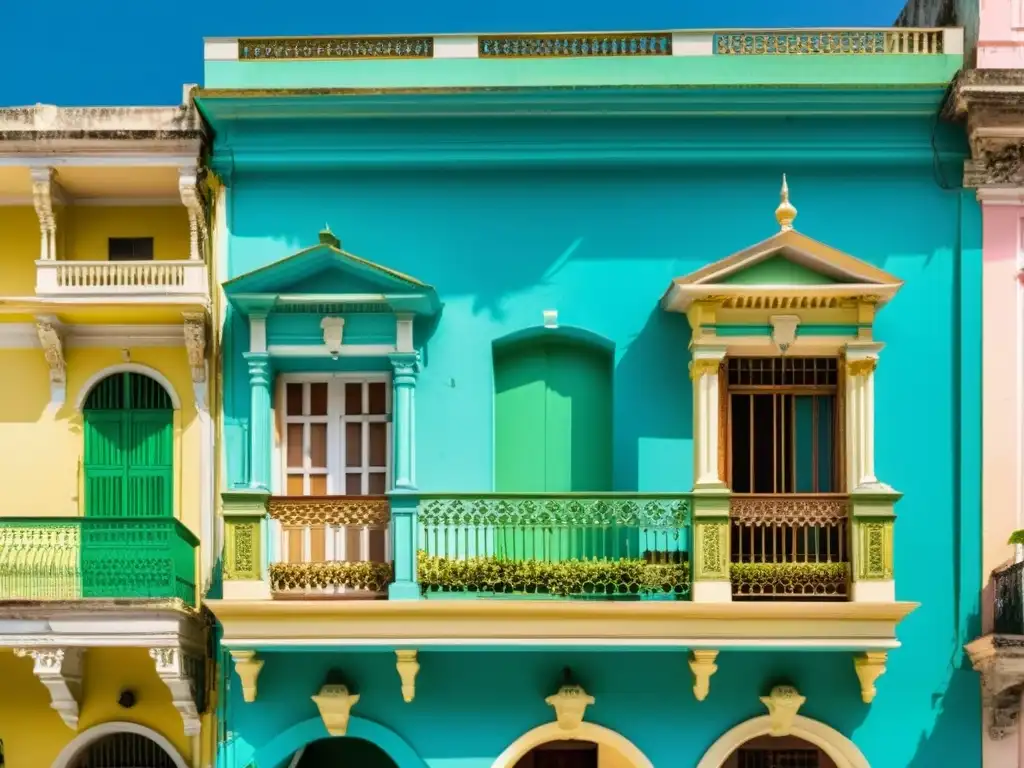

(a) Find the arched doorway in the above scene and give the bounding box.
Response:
[52,723,189,768]
[722,735,837,767]
[492,723,653,768]
[695,715,870,768]
[512,739,608,768]
[292,736,398,767]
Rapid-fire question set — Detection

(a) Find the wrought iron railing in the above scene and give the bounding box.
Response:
[417,493,691,599]
[994,560,1024,635]
[0,517,198,606]
[730,494,850,600]
[267,496,392,597]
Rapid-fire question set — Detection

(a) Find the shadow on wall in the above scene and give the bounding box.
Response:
[614,309,693,492]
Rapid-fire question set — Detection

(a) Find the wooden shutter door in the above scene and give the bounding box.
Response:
[84,410,128,517]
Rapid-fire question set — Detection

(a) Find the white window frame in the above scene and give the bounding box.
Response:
[278,372,392,497]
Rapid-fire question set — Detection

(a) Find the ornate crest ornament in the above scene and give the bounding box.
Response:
[760,685,807,736]
[312,684,360,736]
[320,317,345,357]
[545,670,595,731]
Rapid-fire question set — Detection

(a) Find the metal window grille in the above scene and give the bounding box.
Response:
[72,732,177,768]
[737,748,820,768]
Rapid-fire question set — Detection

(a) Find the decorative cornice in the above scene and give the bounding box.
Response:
[760,685,807,735]
[35,315,65,405]
[149,646,203,736]
[14,647,83,729]
[943,69,1024,188]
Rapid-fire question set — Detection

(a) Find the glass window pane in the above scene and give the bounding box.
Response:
[368,472,387,495]
[310,424,328,469]
[309,474,328,496]
[286,424,304,468]
[345,383,363,415]
[368,423,387,467]
[368,382,387,414]
[345,422,362,468]
[286,383,304,416]
[286,473,305,496]
[309,382,329,416]
[345,473,363,495]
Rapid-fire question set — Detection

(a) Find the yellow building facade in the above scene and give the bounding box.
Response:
[0,98,217,768]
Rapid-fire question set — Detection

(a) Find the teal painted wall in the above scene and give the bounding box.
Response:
[216,111,980,766]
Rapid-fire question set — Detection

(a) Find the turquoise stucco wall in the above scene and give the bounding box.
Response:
[215,109,981,766]
[219,649,978,768]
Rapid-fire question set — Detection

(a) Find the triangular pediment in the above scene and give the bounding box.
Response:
[224,230,439,316]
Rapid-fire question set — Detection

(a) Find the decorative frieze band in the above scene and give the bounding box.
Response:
[268,496,390,527]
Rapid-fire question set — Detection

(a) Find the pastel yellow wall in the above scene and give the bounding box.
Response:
[0,206,41,296]
[0,347,201,537]
[0,648,192,766]
[65,206,190,262]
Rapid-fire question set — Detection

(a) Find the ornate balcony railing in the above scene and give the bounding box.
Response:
[417,493,691,600]
[994,560,1024,635]
[713,29,943,55]
[267,496,392,598]
[729,494,850,601]
[35,259,208,301]
[0,517,198,606]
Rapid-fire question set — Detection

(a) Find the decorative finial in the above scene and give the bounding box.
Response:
[318,225,340,248]
[776,174,797,231]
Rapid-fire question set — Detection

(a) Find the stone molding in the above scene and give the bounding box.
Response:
[943,69,1024,188]
[13,647,83,729]
[149,646,204,736]
[35,315,66,405]
[967,634,1024,739]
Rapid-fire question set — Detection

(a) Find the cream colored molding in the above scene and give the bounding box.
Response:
[149,646,202,736]
[769,314,800,353]
[230,650,263,703]
[760,685,806,735]
[689,649,719,701]
[966,635,1024,739]
[178,166,207,262]
[691,344,728,490]
[545,683,594,731]
[14,647,83,729]
[30,166,61,261]
[853,651,887,703]
[695,714,871,768]
[35,315,66,405]
[844,341,893,494]
[311,684,360,736]
[395,649,419,703]
[320,317,345,357]
[492,722,655,768]
[977,187,1024,206]
[182,312,207,386]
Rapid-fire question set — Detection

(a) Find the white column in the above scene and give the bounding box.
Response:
[844,342,892,493]
[691,344,728,490]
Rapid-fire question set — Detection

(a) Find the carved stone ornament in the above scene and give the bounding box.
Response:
[968,636,1024,739]
[178,167,207,261]
[760,685,807,736]
[35,316,66,405]
[311,684,360,736]
[149,646,203,736]
[846,357,877,378]
[30,167,59,261]
[769,315,800,354]
[545,683,595,731]
[15,647,83,730]
[182,313,207,385]
[230,650,264,703]
[689,358,721,381]
[395,650,419,703]
[689,650,719,702]
[981,143,1024,186]
[853,651,887,704]
[320,317,345,357]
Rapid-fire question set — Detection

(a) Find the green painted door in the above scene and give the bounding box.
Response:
[494,337,613,562]
[83,373,173,518]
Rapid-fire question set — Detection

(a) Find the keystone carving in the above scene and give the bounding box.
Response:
[689,650,719,702]
[178,167,207,261]
[760,685,807,736]
[182,313,207,385]
[30,167,60,261]
[321,317,345,357]
[15,647,83,730]
[35,315,66,405]
[545,683,594,731]
[395,650,419,703]
[230,650,263,703]
[149,646,203,736]
[312,684,360,736]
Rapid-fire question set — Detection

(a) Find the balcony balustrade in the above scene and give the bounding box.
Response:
[35,259,208,302]
[0,517,198,606]
[267,496,392,598]
[994,560,1024,635]
[416,493,691,600]
[729,494,850,601]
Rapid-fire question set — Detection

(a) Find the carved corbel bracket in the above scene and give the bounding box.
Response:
[30,167,61,260]
[15,647,83,730]
[230,650,263,703]
[35,315,66,406]
[689,650,719,702]
[853,651,887,703]
[178,166,208,261]
[545,683,595,731]
[320,317,345,358]
[967,636,1024,739]
[395,650,419,703]
[312,684,360,736]
[769,315,800,354]
[760,685,806,736]
[182,313,208,388]
[149,646,203,736]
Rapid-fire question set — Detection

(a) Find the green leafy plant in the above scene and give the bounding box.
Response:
[730,562,849,597]
[1009,531,1024,546]
[269,561,393,593]
[417,552,689,598]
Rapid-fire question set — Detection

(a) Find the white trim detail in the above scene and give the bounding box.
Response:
[14,647,82,730]
[74,362,183,411]
[0,323,187,349]
[149,646,203,736]
[491,721,654,768]
[51,721,190,768]
[695,714,870,768]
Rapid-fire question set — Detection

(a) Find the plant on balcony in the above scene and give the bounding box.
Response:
[269,561,393,593]
[1008,531,1024,545]
[730,562,849,598]
[417,552,690,598]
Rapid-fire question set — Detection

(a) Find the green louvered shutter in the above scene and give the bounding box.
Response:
[84,373,173,518]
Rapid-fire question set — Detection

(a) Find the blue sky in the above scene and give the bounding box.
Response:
[1,0,911,106]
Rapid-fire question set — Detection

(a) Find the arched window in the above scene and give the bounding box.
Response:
[294,737,399,767]
[83,372,174,518]
[70,731,179,768]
